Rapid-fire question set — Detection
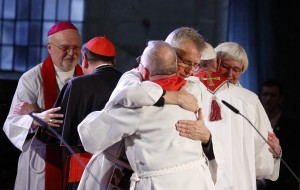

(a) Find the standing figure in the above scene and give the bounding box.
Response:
[3,22,83,190]
[257,79,300,190]
[53,36,125,190]
[178,42,281,190]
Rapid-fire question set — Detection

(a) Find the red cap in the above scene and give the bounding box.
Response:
[48,22,78,36]
[86,36,115,56]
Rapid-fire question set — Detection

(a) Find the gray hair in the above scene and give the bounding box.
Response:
[165,27,206,52]
[142,40,177,76]
[215,42,249,73]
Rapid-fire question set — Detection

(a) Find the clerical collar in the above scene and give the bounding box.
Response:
[54,65,75,90]
[95,64,113,69]
[93,64,113,72]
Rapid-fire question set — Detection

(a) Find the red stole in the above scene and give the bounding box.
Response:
[41,56,83,190]
[194,71,228,121]
[194,71,228,94]
[41,56,83,110]
[152,75,186,90]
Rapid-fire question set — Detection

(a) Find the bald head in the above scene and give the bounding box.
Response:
[141,41,177,79]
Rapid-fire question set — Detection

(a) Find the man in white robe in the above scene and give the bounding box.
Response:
[2,22,83,190]
[177,42,281,190]
[78,41,220,190]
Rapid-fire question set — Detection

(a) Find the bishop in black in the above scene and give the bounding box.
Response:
[53,36,124,190]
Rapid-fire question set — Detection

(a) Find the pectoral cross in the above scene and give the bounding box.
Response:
[200,72,220,86]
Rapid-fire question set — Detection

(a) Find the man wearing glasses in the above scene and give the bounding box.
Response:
[186,42,282,190]
[214,42,247,86]
[3,21,83,190]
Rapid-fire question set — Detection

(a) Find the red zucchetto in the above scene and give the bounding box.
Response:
[86,36,115,56]
[48,21,78,36]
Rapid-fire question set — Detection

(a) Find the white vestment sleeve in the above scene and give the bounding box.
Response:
[269,158,281,180]
[78,108,140,155]
[3,68,42,151]
[107,69,163,108]
[253,96,280,181]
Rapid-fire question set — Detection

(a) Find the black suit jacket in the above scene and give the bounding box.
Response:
[54,65,122,146]
[258,114,300,190]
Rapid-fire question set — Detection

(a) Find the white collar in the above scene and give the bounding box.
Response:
[54,65,75,90]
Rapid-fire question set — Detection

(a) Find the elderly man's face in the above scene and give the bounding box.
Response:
[175,40,201,79]
[47,29,81,72]
[217,59,243,84]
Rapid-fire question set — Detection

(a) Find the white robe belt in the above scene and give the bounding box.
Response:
[130,157,206,190]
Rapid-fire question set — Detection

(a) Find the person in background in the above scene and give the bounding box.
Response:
[214,42,248,86]
[52,36,126,190]
[13,36,130,190]
[213,42,282,159]
[257,79,300,190]
[78,40,219,190]
[177,42,281,190]
[3,21,83,190]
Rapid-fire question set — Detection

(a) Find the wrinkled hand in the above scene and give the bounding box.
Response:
[14,102,40,115]
[177,87,198,113]
[175,108,211,143]
[268,131,282,158]
[32,107,64,129]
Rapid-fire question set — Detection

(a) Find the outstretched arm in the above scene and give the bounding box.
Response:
[165,88,199,112]
[108,69,198,112]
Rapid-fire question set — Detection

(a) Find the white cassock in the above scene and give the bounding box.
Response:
[204,82,280,190]
[3,63,75,190]
[106,68,164,109]
[78,76,223,190]
[106,69,224,181]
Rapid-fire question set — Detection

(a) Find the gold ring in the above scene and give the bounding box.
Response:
[49,119,53,123]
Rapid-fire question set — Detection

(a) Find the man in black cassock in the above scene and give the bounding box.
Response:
[52,36,129,190]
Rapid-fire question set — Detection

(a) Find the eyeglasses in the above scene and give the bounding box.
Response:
[49,42,81,53]
[219,63,243,74]
[177,54,200,71]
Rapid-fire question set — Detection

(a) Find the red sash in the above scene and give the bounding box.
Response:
[67,153,92,183]
[41,56,83,110]
[194,71,228,121]
[152,75,186,90]
[194,71,228,94]
[41,56,83,190]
